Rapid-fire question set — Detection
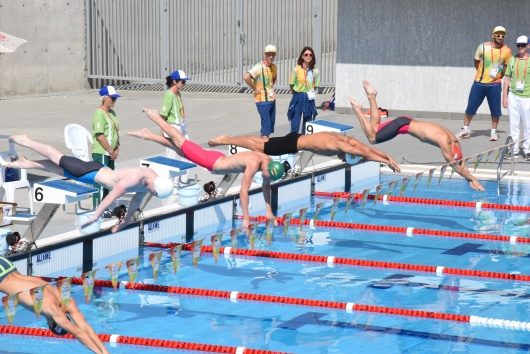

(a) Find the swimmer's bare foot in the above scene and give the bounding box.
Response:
[8,134,30,147]
[142,108,161,122]
[362,80,377,97]
[348,97,362,112]
[208,135,229,147]
[126,128,155,140]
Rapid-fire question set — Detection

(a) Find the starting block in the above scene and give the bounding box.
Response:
[33,179,97,204]
[305,120,353,135]
[140,156,197,179]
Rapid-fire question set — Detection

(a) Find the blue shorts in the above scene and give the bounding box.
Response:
[465,81,502,118]
[256,101,276,136]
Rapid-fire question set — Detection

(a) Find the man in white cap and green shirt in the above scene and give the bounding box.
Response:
[243,45,278,138]
[502,35,530,159]
[457,26,512,141]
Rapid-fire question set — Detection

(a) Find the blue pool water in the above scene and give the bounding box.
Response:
[2,176,530,353]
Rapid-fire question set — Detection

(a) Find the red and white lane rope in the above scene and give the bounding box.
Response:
[241,215,528,245]
[0,325,288,354]
[62,278,530,332]
[146,241,530,283]
[314,191,530,213]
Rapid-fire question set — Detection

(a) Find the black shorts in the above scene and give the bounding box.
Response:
[263,132,301,156]
[59,156,103,183]
[375,116,412,144]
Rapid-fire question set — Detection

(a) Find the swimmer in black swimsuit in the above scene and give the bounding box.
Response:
[207,131,401,172]
[3,135,175,232]
[349,80,484,191]
[0,256,108,353]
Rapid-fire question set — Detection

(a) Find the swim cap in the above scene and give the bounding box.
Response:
[153,177,174,198]
[267,161,285,181]
[452,143,463,161]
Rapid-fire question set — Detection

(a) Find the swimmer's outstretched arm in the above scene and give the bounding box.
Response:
[440,147,485,192]
[340,138,400,172]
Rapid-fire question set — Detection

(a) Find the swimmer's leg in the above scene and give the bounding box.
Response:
[349,96,377,144]
[9,135,63,165]
[208,135,267,153]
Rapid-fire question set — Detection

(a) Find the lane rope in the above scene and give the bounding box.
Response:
[0,325,288,353]
[314,191,530,213]
[56,278,530,332]
[146,241,530,283]
[238,215,529,245]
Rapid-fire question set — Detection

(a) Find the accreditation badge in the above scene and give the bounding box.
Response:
[516,80,525,91]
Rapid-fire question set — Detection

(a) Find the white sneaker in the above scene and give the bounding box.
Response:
[489,130,499,141]
[456,127,471,139]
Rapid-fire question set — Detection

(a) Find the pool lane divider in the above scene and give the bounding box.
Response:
[146,241,530,283]
[0,325,288,354]
[314,191,530,213]
[241,215,529,245]
[58,277,530,332]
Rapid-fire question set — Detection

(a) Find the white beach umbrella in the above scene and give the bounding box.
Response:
[0,32,27,54]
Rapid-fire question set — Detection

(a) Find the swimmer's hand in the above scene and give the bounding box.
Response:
[387,158,401,173]
[469,180,485,192]
[242,217,251,235]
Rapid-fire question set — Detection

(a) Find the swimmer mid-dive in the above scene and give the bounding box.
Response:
[207,131,401,173]
[349,81,485,191]
[128,108,283,232]
[3,135,175,232]
[0,256,109,353]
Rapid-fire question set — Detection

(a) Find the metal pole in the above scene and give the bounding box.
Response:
[312,0,323,91]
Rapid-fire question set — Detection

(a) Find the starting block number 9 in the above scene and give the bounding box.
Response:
[306,124,314,134]
[34,187,44,202]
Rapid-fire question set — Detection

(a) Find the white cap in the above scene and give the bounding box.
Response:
[264,44,277,53]
[492,26,506,34]
[153,177,174,198]
[516,35,528,44]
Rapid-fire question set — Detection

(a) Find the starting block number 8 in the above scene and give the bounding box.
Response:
[228,145,250,156]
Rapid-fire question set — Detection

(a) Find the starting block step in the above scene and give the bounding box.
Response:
[5,212,36,223]
[141,156,197,178]
[306,120,353,135]
[33,179,98,204]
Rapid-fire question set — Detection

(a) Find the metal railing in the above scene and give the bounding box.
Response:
[86,0,337,88]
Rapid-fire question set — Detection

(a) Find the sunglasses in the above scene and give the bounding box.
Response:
[303,53,313,57]
[494,34,506,39]
[517,44,528,48]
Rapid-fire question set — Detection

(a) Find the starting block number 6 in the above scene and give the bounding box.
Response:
[34,187,44,202]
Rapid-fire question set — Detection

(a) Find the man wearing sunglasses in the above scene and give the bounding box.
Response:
[457,26,512,142]
[502,35,530,159]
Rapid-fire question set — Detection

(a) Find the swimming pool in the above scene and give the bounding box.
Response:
[2,174,530,353]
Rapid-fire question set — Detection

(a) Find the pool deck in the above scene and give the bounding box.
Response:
[1,89,529,241]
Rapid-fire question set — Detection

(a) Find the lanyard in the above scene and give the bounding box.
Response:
[515,56,529,80]
[489,42,502,66]
[261,62,268,102]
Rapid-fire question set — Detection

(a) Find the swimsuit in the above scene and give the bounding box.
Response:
[0,256,16,284]
[263,132,301,155]
[59,156,104,184]
[181,140,225,171]
[375,116,413,144]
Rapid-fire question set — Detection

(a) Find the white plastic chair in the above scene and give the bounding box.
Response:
[64,124,93,162]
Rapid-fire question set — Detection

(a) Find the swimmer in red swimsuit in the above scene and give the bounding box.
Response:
[349,80,484,192]
[128,109,277,232]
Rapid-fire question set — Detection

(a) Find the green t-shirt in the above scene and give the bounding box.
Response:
[91,108,119,155]
[505,56,530,98]
[289,65,320,93]
[160,89,184,124]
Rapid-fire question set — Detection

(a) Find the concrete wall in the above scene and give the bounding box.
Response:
[0,0,86,97]
[335,0,530,119]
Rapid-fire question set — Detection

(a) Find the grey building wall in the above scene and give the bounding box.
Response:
[0,0,86,97]
[335,0,530,118]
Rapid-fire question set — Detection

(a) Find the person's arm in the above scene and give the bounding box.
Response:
[243,72,258,93]
[65,299,109,354]
[81,183,127,228]
[239,164,258,234]
[502,75,511,109]
[440,145,484,191]
[261,174,274,220]
[95,134,117,160]
[473,44,483,70]
[341,138,400,172]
